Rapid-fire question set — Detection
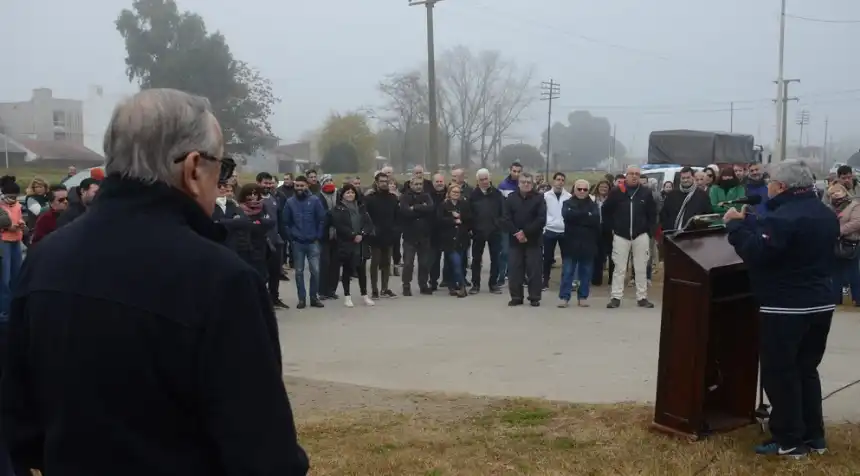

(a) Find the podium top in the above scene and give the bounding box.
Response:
[667,227,744,273]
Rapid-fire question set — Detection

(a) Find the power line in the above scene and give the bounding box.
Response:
[786,13,860,24]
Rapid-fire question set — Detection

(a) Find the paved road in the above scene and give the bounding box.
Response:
[274,267,860,422]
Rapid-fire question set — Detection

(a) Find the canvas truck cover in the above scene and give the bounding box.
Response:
[648,130,755,166]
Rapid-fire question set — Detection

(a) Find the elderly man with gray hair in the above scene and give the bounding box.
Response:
[468,168,505,294]
[0,89,308,474]
[724,160,837,458]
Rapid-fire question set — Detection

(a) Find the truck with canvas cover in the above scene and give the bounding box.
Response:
[648,130,757,167]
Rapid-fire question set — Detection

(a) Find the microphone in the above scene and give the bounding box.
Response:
[721,195,762,206]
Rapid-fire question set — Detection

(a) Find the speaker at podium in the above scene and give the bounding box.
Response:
[652,215,760,440]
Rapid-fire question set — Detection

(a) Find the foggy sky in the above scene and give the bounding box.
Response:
[2,0,858,156]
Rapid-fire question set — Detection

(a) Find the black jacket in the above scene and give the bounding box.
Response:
[562,196,601,259]
[659,188,713,232]
[55,200,86,229]
[727,188,838,314]
[213,202,275,279]
[437,199,472,251]
[400,178,434,195]
[330,200,374,262]
[0,177,308,475]
[602,183,657,240]
[429,188,447,243]
[399,190,435,243]
[501,191,547,247]
[364,190,400,247]
[469,186,504,238]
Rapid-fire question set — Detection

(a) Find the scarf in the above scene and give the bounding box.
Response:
[674,183,698,231]
[344,200,362,234]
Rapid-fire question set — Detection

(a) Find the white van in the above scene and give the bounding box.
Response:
[640,165,702,189]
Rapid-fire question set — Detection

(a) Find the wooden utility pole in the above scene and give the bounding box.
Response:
[409,0,444,170]
[540,79,560,178]
[730,102,734,132]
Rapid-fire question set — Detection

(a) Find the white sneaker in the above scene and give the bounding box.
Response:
[344,296,354,308]
[362,295,375,306]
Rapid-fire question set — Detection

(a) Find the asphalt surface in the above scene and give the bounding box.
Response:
[275,265,860,422]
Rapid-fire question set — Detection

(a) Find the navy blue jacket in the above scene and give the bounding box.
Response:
[282,194,326,244]
[562,196,601,259]
[726,187,838,315]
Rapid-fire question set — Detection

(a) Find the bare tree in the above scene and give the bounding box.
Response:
[437,46,535,168]
[376,70,428,171]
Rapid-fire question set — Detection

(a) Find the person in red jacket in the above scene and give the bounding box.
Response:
[30,185,68,245]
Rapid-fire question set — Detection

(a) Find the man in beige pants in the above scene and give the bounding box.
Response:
[600,165,657,308]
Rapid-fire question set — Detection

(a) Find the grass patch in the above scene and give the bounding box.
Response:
[298,398,860,475]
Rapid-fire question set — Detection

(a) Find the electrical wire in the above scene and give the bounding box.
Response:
[786,13,860,24]
[691,377,860,475]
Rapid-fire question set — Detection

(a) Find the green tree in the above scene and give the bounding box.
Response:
[321,142,359,174]
[498,143,544,170]
[540,111,627,169]
[116,0,279,154]
[318,113,376,173]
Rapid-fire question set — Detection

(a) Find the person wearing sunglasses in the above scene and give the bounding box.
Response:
[0,89,308,475]
[558,180,601,308]
[29,184,69,246]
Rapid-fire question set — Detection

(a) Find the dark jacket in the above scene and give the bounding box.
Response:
[744,178,770,217]
[364,190,400,247]
[561,196,601,259]
[0,177,308,475]
[330,201,374,262]
[437,199,472,252]
[659,187,712,232]
[316,190,339,241]
[260,193,284,246]
[430,188,447,243]
[398,189,435,243]
[283,193,326,244]
[501,191,547,247]
[602,183,657,240]
[726,187,838,315]
[55,200,86,229]
[214,202,275,278]
[469,186,504,238]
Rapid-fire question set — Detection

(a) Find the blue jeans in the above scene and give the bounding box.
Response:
[834,256,860,305]
[447,249,466,289]
[291,241,320,301]
[0,241,23,318]
[497,233,510,284]
[559,256,594,301]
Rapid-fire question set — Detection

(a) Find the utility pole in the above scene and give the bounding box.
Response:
[409,0,443,170]
[730,102,734,132]
[774,0,787,161]
[823,116,829,167]
[795,109,810,149]
[773,78,800,161]
[540,79,560,178]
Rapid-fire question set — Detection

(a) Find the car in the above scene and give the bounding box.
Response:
[61,166,105,189]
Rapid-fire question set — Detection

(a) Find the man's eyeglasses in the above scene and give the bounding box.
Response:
[173,151,237,183]
[576,188,588,192]
[56,197,68,203]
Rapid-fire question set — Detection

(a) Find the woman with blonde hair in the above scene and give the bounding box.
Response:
[25,177,50,217]
[828,183,860,305]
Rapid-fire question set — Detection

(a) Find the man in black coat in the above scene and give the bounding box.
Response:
[469,169,505,294]
[659,166,712,232]
[257,172,289,308]
[364,172,400,299]
[0,89,308,475]
[55,178,100,229]
[429,173,449,290]
[399,177,436,295]
[501,172,547,307]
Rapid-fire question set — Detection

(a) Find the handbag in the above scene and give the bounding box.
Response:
[835,238,860,260]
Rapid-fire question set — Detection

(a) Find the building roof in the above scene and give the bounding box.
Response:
[15,139,103,163]
[274,141,312,159]
[0,133,29,154]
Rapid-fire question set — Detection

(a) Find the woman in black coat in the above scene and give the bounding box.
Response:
[559,180,601,307]
[437,184,472,297]
[213,183,275,280]
[330,183,376,308]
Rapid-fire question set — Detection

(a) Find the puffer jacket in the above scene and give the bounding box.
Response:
[468,186,504,239]
[834,199,860,241]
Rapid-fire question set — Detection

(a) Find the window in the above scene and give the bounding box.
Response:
[54,130,66,140]
[53,110,66,127]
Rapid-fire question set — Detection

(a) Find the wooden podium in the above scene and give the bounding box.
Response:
[652,226,759,440]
